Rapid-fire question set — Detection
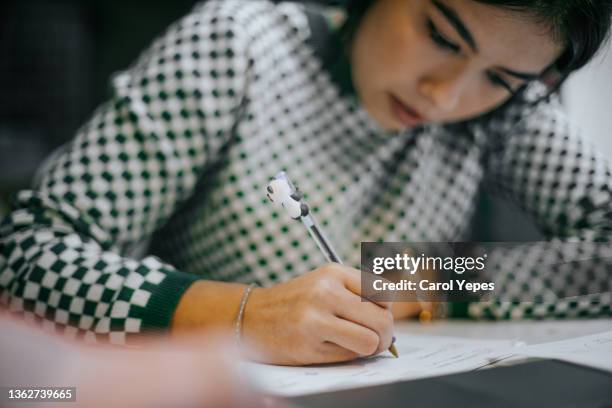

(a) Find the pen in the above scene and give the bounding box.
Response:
[266,171,399,358]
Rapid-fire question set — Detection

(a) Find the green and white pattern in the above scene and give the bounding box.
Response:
[0,0,610,344]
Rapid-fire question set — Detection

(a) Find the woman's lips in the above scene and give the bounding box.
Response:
[389,94,426,127]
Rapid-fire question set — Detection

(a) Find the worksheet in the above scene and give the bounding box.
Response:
[244,335,517,396]
[514,330,612,373]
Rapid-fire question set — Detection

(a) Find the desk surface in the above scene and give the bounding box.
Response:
[394,319,612,344]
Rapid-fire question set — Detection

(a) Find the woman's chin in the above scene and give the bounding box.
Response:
[361,100,407,132]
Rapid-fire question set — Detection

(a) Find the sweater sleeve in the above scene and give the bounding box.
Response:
[455,96,612,319]
[0,1,251,344]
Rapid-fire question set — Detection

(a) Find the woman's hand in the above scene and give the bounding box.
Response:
[241,263,395,366]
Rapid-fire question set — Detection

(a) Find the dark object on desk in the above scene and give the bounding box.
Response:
[292,360,612,408]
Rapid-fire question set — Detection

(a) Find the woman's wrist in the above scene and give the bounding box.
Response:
[170,280,250,335]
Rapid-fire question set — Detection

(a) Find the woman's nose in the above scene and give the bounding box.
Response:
[418,67,469,113]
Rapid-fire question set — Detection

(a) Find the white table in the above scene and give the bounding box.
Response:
[394,319,612,345]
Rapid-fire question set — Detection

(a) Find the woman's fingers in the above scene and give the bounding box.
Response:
[320,316,381,357]
[334,290,395,354]
[332,264,392,309]
[315,341,362,364]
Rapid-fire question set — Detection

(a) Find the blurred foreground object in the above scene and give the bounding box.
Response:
[0,316,267,408]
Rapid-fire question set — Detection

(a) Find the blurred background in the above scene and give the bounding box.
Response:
[0,0,610,240]
[0,0,199,211]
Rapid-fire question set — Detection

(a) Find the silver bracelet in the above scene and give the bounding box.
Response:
[234,283,256,346]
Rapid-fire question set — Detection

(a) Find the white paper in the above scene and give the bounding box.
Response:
[514,330,612,373]
[244,335,516,396]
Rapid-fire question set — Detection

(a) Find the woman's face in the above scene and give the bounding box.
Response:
[351,0,563,130]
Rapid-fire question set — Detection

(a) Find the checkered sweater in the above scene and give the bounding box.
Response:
[1,0,611,344]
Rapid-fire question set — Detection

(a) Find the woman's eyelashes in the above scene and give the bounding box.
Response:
[427,19,461,54]
[486,71,518,95]
[427,18,520,95]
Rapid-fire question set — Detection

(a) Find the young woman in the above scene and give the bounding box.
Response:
[1,0,611,365]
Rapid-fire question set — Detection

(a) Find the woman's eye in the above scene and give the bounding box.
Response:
[427,19,460,54]
[486,71,516,95]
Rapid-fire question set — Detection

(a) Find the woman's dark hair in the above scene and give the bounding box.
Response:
[344,0,612,91]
